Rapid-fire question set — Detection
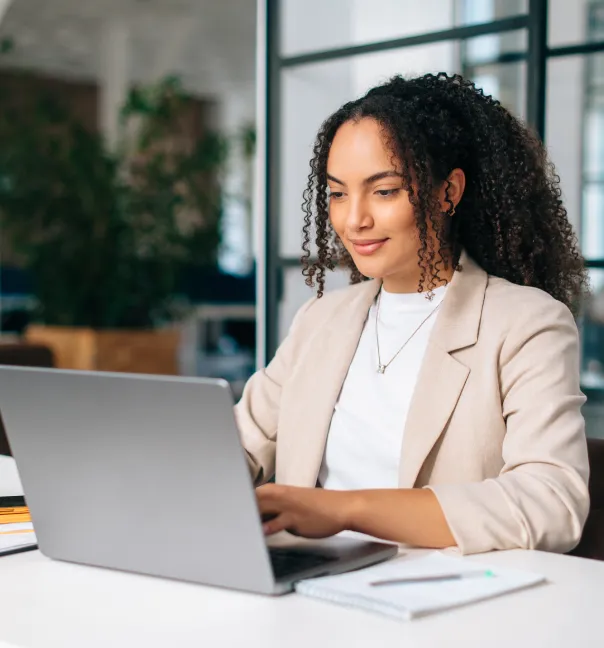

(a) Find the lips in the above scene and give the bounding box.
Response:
[349,238,388,256]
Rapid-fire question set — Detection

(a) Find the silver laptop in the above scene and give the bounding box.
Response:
[0,366,397,594]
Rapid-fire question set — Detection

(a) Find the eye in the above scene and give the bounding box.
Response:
[329,191,345,200]
[375,188,400,197]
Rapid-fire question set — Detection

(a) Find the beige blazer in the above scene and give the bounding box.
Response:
[235,252,590,555]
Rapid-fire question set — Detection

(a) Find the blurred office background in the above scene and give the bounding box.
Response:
[0,0,258,397]
[0,0,603,434]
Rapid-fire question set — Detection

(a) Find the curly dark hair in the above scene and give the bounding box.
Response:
[301,73,588,311]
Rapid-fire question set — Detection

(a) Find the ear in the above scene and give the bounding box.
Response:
[439,168,466,214]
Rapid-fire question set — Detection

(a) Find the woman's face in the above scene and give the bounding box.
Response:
[327,117,461,293]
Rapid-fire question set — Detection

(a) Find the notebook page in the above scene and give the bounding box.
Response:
[0,522,37,555]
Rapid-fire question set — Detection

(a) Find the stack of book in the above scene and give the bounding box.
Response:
[0,496,37,556]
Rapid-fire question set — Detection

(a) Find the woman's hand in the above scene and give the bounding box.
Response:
[256,484,352,538]
[256,484,456,548]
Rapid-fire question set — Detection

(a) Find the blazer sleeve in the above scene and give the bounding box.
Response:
[234,297,316,486]
[428,298,590,555]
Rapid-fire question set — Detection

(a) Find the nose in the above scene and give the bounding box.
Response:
[345,195,373,232]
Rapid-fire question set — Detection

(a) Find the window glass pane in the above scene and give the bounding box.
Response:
[582,269,604,389]
[456,0,528,24]
[583,269,604,435]
[584,53,604,260]
[281,0,527,57]
[548,53,604,259]
[462,61,526,119]
[546,56,585,235]
[547,55,604,403]
[280,36,527,257]
[585,97,604,182]
[548,0,604,48]
[281,57,363,258]
[463,29,526,64]
[583,185,604,259]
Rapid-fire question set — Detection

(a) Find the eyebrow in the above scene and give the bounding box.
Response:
[326,171,402,186]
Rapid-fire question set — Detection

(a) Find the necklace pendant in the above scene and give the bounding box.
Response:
[377,364,386,374]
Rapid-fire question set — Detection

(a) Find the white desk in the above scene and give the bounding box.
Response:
[0,545,602,646]
[1,456,603,647]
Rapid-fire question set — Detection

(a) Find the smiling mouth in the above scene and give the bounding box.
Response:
[349,239,389,256]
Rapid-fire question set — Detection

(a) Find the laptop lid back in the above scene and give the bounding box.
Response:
[0,367,275,593]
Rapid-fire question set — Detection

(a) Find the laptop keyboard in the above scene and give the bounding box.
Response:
[269,548,335,580]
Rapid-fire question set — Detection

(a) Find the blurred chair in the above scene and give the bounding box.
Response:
[0,342,55,456]
[570,437,604,561]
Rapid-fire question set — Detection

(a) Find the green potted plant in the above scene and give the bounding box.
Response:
[0,74,227,374]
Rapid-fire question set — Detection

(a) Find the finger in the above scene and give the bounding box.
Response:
[256,484,288,516]
[263,513,292,536]
[257,499,282,515]
[256,494,285,517]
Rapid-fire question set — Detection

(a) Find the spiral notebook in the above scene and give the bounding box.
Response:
[295,552,545,621]
[0,498,37,556]
[0,524,37,556]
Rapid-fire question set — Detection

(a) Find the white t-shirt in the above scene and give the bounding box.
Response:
[318,284,447,491]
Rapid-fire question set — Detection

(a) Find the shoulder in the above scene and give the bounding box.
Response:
[482,275,578,349]
[485,275,573,319]
[308,280,376,314]
[290,280,377,331]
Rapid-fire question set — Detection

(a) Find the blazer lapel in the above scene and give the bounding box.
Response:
[281,280,380,487]
[398,253,488,488]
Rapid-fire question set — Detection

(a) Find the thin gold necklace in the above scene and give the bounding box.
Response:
[375,290,443,374]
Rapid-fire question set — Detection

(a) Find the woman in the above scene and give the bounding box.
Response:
[237,73,590,555]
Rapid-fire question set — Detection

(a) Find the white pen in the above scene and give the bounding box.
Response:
[370,569,496,587]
